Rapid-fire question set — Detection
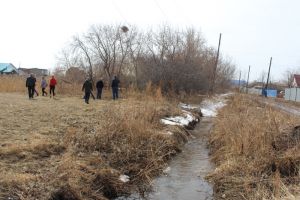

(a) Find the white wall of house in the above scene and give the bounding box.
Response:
[292,78,298,87]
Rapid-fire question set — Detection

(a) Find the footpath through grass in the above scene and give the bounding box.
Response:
[208,94,300,199]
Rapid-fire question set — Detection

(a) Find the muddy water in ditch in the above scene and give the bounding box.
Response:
[117,117,214,200]
[147,117,214,200]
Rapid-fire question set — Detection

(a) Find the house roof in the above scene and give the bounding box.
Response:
[0,63,17,73]
[294,74,300,86]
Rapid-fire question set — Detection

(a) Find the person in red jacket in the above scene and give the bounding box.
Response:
[49,75,57,98]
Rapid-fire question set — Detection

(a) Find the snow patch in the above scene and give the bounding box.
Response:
[179,103,199,110]
[119,175,130,183]
[200,94,229,117]
[161,110,197,126]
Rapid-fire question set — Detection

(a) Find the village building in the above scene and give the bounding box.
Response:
[18,68,49,77]
[292,74,300,87]
[0,63,18,74]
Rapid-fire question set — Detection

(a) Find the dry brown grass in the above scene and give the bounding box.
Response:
[0,83,196,200]
[0,75,83,96]
[207,94,300,199]
[0,75,26,93]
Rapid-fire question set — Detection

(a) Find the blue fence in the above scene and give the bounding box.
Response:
[262,89,277,97]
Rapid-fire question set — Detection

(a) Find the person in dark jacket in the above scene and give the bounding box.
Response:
[26,74,36,99]
[96,79,104,99]
[82,79,93,104]
[111,76,120,100]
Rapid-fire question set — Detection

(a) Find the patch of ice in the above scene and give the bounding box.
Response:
[119,175,130,183]
[161,111,196,126]
[160,119,183,126]
[179,103,199,110]
[199,94,229,117]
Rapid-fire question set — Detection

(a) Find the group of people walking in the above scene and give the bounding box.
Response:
[26,74,57,99]
[26,74,120,104]
[82,76,120,104]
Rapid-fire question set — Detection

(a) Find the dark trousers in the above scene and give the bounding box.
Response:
[42,88,47,96]
[28,86,34,99]
[50,86,55,96]
[112,87,118,100]
[97,88,103,99]
[84,91,91,103]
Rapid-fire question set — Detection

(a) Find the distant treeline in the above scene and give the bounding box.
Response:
[56,24,235,93]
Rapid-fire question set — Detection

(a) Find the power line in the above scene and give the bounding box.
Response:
[152,0,169,21]
[173,0,192,25]
[111,0,129,24]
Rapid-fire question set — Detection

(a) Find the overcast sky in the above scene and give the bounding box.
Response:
[1,0,300,81]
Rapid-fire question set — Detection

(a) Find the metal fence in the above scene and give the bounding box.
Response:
[245,88,277,97]
[285,88,300,102]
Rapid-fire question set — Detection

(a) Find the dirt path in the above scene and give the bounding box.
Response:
[254,96,300,116]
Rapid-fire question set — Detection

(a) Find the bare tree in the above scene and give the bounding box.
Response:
[57,24,236,93]
[86,24,132,84]
[72,35,94,83]
[258,70,267,87]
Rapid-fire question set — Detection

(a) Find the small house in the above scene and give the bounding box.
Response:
[18,68,49,77]
[292,74,300,87]
[0,63,18,74]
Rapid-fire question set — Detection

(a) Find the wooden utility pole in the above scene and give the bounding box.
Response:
[265,57,272,89]
[246,65,251,93]
[210,33,222,94]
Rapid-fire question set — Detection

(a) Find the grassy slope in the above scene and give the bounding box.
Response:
[208,94,300,199]
[0,92,192,200]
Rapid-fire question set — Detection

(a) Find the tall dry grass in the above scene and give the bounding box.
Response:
[0,75,26,93]
[0,75,83,95]
[207,94,300,199]
[0,85,195,199]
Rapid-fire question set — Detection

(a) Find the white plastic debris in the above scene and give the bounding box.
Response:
[163,166,171,173]
[161,111,196,126]
[119,175,130,183]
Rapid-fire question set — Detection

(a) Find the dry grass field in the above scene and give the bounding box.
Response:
[0,89,198,199]
[208,94,300,199]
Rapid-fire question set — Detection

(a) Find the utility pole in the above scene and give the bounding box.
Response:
[246,65,251,93]
[265,57,272,89]
[210,33,222,94]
